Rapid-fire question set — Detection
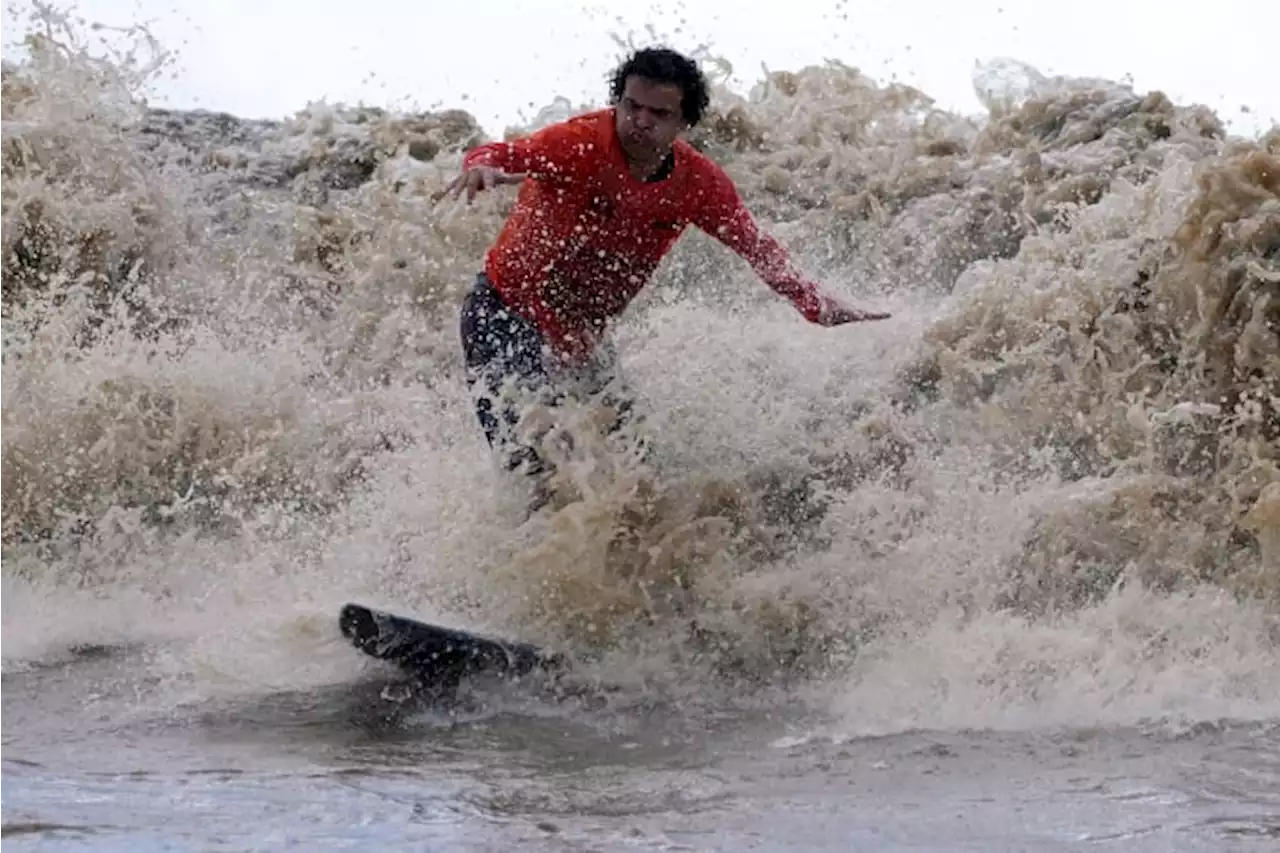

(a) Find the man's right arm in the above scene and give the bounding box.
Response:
[461,120,595,181]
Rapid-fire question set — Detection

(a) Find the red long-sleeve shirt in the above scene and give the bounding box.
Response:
[462,107,833,363]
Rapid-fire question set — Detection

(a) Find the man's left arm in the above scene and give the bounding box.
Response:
[690,165,890,326]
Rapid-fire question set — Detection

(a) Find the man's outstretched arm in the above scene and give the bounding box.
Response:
[691,165,890,326]
[438,120,597,203]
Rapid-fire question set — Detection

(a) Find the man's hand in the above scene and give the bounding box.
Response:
[434,165,526,204]
[813,295,892,326]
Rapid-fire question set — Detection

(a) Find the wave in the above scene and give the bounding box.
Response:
[2,4,1277,733]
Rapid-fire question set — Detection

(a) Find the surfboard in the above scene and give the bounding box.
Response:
[338,602,565,687]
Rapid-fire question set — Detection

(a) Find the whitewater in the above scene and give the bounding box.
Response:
[2,5,1278,851]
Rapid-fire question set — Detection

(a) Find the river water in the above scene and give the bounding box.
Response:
[7,641,1278,851]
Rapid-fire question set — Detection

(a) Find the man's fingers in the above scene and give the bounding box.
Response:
[845,310,891,323]
[451,173,470,201]
[434,167,522,205]
[468,169,491,203]
[822,306,892,325]
[431,173,460,204]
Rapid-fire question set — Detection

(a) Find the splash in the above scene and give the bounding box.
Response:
[2,5,1277,732]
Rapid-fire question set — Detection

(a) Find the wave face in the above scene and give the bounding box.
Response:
[3,5,1278,736]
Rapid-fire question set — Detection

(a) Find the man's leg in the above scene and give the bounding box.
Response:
[557,339,654,466]
[458,274,551,482]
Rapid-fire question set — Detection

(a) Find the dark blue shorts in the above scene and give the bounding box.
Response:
[458,273,641,478]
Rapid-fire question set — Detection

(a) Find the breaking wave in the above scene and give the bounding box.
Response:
[3,4,1277,734]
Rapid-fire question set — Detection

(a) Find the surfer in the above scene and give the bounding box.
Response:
[442,46,890,509]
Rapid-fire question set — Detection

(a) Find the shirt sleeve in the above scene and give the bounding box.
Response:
[461,119,597,182]
[689,162,831,324]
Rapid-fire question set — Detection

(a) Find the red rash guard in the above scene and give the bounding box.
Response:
[462,107,833,363]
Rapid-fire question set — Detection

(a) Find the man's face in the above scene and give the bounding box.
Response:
[614,76,686,162]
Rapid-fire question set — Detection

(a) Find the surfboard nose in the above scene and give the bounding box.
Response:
[339,602,377,646]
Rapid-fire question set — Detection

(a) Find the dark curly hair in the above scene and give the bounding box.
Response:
[608,47,711,127]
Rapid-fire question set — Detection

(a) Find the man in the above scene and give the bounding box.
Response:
[442,47,890,510]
